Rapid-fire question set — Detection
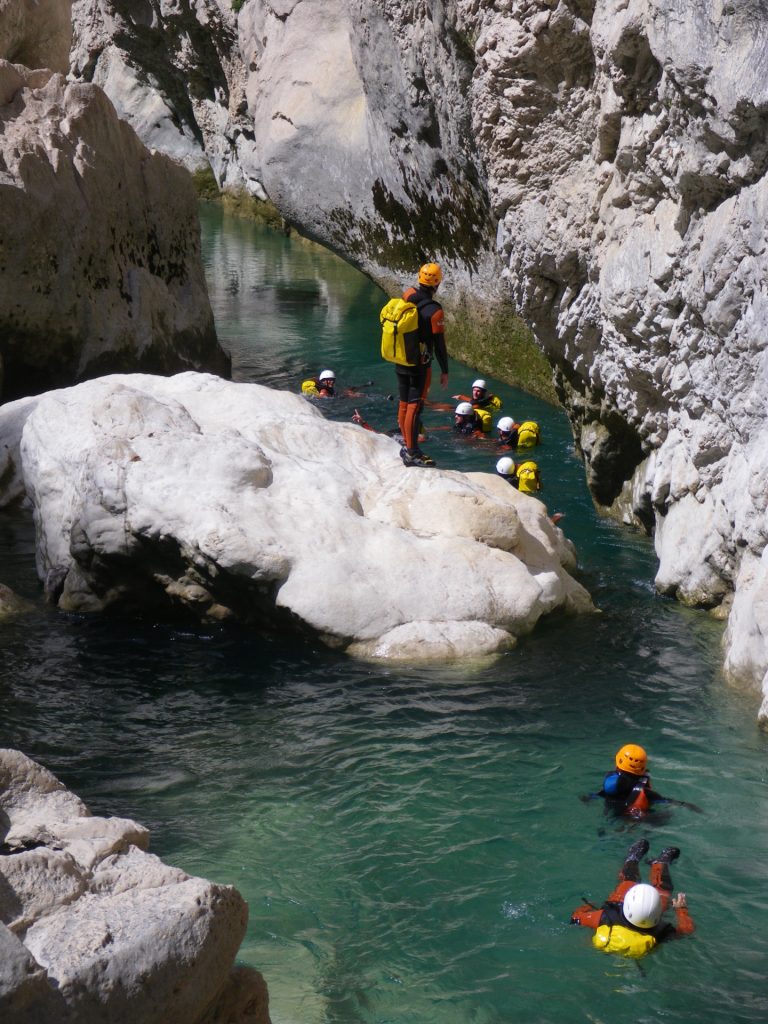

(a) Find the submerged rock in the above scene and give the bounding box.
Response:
[0,372,592,661]
[0,584,32,621]
[0,748,268,1024]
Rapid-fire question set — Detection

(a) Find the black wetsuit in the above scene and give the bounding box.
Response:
[598,770,668,814]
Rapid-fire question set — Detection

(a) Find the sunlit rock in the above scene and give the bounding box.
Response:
[69,0,263,194]
[0,373,592,661]
[0,0,72,73]
[0,748,268,1024]
[0,60,229,402]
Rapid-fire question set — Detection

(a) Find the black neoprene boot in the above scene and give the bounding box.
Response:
[625,838,650,862]
[651,846,680,864]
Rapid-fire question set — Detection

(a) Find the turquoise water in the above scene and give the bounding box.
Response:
[2,204,767,1023]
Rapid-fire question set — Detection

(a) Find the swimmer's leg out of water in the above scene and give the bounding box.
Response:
[396,364,434,467]
[647,846,680,910]
[570,838,649,927]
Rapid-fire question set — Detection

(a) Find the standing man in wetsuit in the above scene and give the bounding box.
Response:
[397,263,449,467]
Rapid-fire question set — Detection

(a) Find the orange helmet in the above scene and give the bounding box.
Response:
[418,262,442,287]
[615,744,647,775]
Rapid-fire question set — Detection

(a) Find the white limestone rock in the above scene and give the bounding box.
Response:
[0,372,592,661]
[0,0,72,73]
[69,0,263,194]
[0,748,268,1024]
[0,60,229,402]
[451,0,768,720]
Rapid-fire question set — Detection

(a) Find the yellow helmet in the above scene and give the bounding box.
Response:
[615,744,647,776]
[418,262,442,287]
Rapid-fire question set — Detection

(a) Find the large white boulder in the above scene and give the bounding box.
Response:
[0,372,592,661]
[0,748,268,1024]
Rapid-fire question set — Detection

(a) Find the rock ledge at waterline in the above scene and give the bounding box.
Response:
[0,748,268,1024]
[0,373,592,658]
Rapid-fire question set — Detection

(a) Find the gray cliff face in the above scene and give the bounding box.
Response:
[238,0,499,292]
[70,0,502,293]
[70,0,263,194]
[57,0,768,715]
[458,0,768,717]
[0,0,230,403]
[0,59,230,401]
[0,0,73,73]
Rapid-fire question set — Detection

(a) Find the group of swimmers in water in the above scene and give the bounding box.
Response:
[574,742,697,958]
[302,372,696,961]
[301,369,545,493]
[302,262,546,489]
[301,268,696,960]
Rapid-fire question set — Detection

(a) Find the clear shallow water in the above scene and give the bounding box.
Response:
[2,204,767,1023]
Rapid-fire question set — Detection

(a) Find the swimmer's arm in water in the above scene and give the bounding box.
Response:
[671,893,695,935]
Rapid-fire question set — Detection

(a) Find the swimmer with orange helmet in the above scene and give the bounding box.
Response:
[582,744,702,818]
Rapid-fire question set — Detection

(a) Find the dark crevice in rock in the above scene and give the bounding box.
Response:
[555,361,645,508]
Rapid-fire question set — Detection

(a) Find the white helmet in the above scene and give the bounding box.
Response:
[455,402,474,417]
[623,884,662,928]
[496,457,516,477]
[472,379,487,391]
[497,416,515,433]
[319,369,335,381]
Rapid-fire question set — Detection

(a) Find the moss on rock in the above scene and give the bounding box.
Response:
[448,299,557,404]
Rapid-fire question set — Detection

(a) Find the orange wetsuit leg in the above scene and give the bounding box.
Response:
[649,862,672,911]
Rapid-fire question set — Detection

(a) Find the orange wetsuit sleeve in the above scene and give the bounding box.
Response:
[674,906,695,935]
[570,905,603,928]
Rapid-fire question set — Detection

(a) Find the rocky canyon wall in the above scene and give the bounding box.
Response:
[56,0,768,720]
[0,0,230,402]
[457,0,768,721]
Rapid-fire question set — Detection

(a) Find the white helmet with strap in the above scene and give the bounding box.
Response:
[623,884,662,928]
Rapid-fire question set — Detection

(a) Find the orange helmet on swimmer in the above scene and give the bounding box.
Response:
[418,262,443,287]
[615,744,647,776]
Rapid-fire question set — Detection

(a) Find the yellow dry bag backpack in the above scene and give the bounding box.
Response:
[380,298,424,367]
[592,924,657,959]
[517,420,540,448]
[516,461,540,494]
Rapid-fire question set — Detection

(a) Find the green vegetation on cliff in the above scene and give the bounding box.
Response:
[192,169,288,233]
[449,300,557,404]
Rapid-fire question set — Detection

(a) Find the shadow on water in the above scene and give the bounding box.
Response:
[1,206,767,1024]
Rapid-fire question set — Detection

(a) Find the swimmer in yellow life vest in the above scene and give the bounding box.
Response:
[496,416,520,450]
[570,839,694,958]
[454,401,492,437]
[301,369,336,398]
[495,456,541,494]
[452,378,503,413]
